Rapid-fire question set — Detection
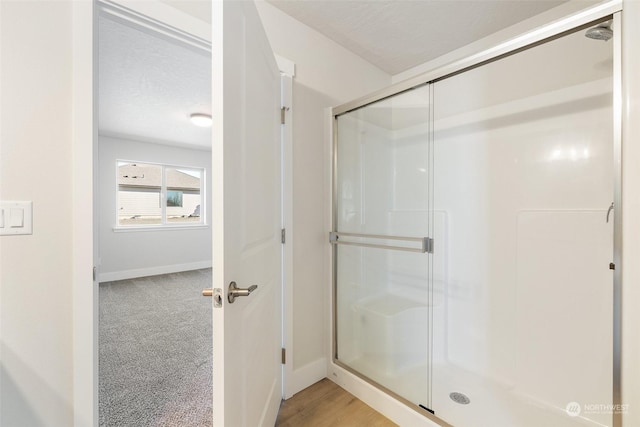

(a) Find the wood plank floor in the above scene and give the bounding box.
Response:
[275,379,397,427]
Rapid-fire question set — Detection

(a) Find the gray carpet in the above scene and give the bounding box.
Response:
[99,268,213,427]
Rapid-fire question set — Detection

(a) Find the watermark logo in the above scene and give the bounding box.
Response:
[565,401,629,417]
[566,402,581,417]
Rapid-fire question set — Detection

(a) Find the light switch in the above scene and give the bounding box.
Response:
[10,208,24,227]
[0,201,32,236]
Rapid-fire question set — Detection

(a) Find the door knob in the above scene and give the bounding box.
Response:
[228,281,258,303]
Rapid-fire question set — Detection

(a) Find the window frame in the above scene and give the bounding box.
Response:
[114,159,207,231]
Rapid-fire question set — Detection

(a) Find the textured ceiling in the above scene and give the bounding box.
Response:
[98,15,211,148]
[157,0,570,75]
[266,0,568,75]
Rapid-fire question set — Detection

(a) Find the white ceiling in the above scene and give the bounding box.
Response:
[98,15,212,149]
[266,0,568,75]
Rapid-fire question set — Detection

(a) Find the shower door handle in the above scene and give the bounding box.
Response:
[228,281,258,303]
[606,202,614,223]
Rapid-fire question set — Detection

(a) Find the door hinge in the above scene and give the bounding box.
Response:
[93,266,97,281]
[281,228,286,244]
[281,348,286,364]
[610,262,616,270]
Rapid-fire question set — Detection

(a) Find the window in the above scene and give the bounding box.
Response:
[117,161,204,227]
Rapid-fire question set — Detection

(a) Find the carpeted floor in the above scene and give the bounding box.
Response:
[99,268,213,427]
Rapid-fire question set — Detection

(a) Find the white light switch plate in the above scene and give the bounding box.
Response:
[0,201,32,236]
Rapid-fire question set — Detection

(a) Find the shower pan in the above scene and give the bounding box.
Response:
[331,15,619,427]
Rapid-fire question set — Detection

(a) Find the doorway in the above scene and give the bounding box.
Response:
[96,2,213,425]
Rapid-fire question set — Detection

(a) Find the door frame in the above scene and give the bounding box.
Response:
[71,2,294,425]
[71,1,97,425]
[279,68,297,398]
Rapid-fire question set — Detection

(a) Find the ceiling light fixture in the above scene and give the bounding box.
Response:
[190,113,212,127]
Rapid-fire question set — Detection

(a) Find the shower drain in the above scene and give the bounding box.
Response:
[449,392,471,405]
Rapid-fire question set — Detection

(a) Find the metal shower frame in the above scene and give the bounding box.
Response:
[330,1,624,426]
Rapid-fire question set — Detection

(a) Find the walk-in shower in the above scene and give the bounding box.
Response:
[331,18,617,427]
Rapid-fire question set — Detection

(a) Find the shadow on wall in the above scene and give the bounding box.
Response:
[1,344,73,427]
[435,92,611,141]
[289,82,333,369]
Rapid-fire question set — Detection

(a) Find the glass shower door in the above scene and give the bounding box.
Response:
[333,85,435,412]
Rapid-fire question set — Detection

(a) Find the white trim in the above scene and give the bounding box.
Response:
[114,160,207,228]
[72,1,98,426]
[99,0,211,44]
[98,260,213,283]
[281,72,296,399]
[276,54,296,78]
[112,224,209,232]
[286,357,327,398]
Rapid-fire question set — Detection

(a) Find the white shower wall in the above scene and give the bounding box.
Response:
[431,82,613,427]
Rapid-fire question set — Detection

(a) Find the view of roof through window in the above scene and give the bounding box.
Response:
[117,161,203,227]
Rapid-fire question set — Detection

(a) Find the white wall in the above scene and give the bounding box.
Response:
[98,136,212,282]
[0,2,74,425]
[255,1,391,395]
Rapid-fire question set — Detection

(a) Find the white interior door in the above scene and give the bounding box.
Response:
[211,1,282,426]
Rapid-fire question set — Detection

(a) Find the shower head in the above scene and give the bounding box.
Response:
[585,22,613,41]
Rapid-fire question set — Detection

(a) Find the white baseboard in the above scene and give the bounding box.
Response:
[98,261,212,282]
[285,357,327,399]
